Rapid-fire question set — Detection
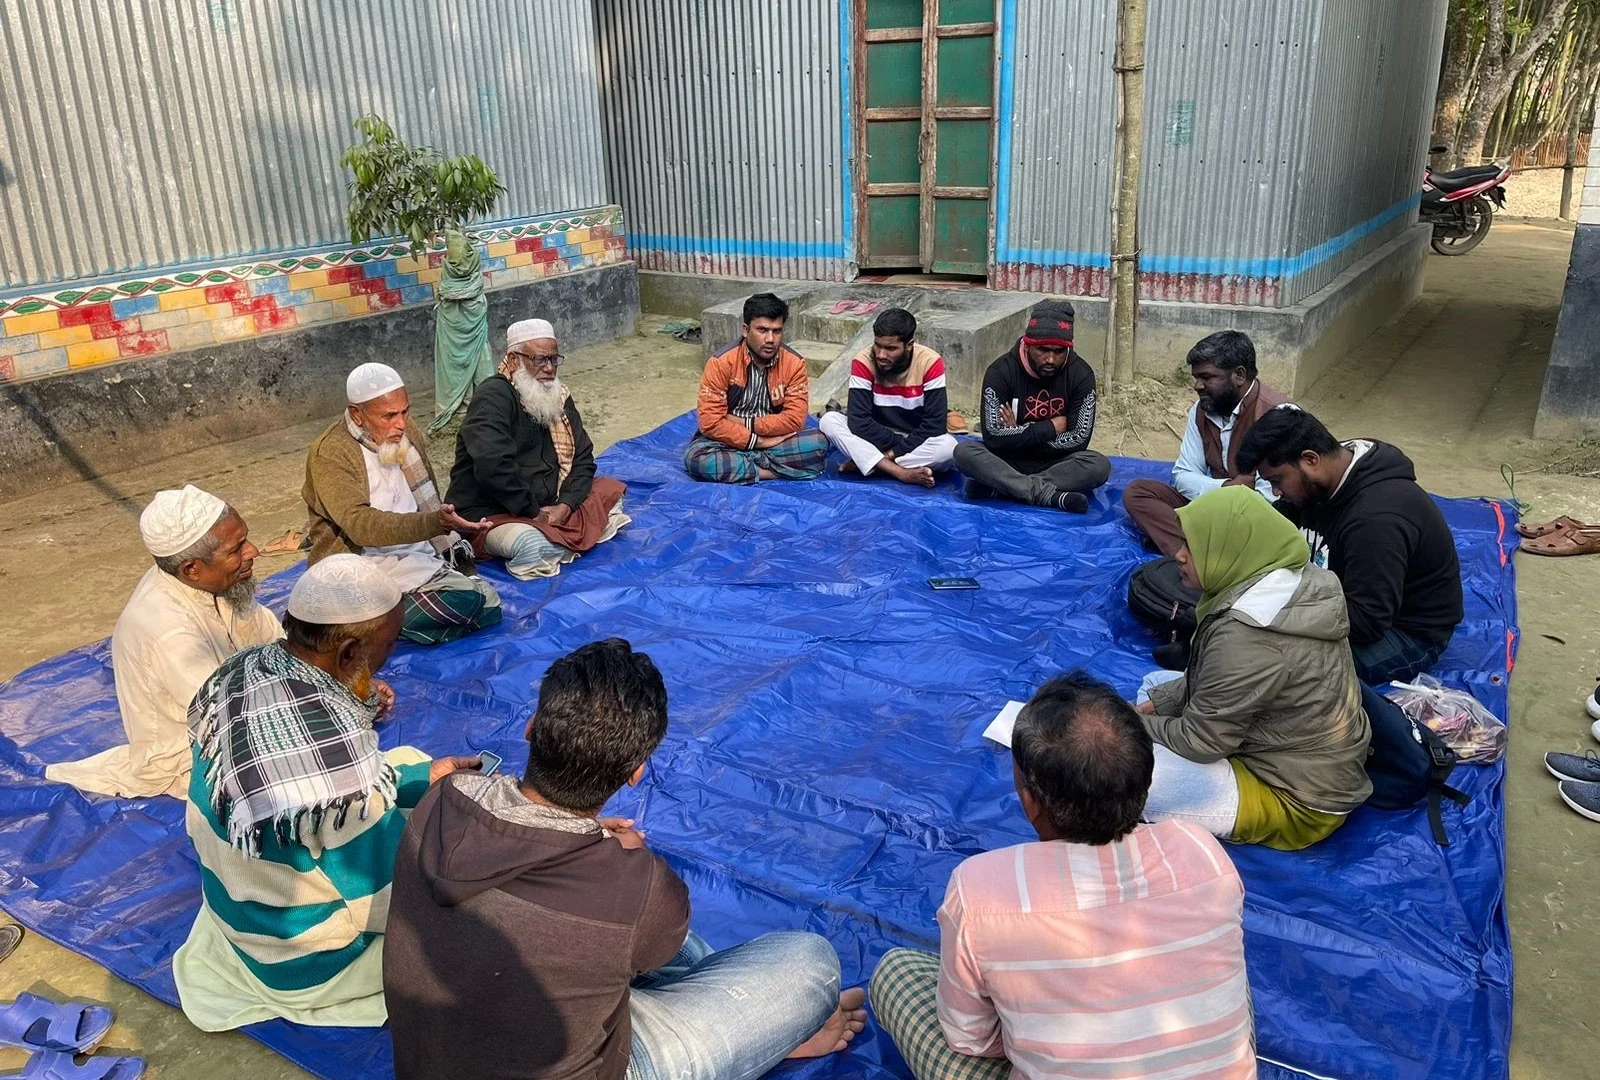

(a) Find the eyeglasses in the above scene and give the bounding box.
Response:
[512,352,564,369]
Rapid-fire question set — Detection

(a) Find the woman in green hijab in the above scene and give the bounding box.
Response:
[1136,486,1372,850]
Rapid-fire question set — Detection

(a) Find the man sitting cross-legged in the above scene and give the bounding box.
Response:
[870,671,1254,1080]
[47,485,283,799]
[818,306,958,488]
[684,292,829,483]
[953,300,1112,513]
[1123,330,1288,555]
[173,555,479,1031]
[303,362,502,645]
[447,318,630,580]
[384,638,867,1080]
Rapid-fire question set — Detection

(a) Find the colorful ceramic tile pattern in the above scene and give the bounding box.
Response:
[0,207,628,381]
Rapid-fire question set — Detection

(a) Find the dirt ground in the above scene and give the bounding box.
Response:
[1,221,1595,1077]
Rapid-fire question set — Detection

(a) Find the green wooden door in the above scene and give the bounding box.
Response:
[858,0,995,275]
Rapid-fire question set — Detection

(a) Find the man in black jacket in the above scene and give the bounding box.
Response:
[953,300,1111,513]
[1236,405,1464,684]
[446,319,628,579]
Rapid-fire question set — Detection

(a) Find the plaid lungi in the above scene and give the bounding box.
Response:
[870,948,1012,1080]
[683,430,829,485]
[400,569,502,646]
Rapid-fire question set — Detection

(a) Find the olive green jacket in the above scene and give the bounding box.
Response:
[1145,564,1373,814]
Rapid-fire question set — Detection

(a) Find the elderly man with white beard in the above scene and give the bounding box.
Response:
[302,363,502,646]
[446,319,629,579]
[46,485,285,799]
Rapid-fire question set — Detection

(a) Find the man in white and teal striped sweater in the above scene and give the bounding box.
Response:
[172,554,478,1031]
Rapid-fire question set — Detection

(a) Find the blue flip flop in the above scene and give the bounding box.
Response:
[8,1050,145,1080]
[0,994,114,1055]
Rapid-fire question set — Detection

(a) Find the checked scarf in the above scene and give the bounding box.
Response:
[189,642,395,856]
[345,414,441,513]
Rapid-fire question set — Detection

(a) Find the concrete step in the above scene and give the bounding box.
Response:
[699,285,1049,413]
[786,339,850,380]
[793,303,873,345]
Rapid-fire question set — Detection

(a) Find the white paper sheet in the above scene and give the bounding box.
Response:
[982,701,1027,748]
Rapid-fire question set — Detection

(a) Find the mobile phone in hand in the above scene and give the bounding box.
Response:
[476,750,503,775]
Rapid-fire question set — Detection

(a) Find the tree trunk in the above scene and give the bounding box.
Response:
[1458,0,1575,164]
[1433,6,1476,158]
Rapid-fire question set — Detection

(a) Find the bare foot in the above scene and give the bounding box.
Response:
[879,460,937,488]
[787,988,868,1058]
[757,468,778,481]
[838,460,859,475]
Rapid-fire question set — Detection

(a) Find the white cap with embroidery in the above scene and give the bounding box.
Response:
[286,554,403,624]
[346,363,406,404]
[140,485,228,558]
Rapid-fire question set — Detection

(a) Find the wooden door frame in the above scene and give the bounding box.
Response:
[851,0,999,277]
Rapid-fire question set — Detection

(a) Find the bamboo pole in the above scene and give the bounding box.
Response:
[1108,0,1148,387]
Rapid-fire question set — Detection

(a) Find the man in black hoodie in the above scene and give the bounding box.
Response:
[953,299,1112,513]
[1236,406,1464,684]
[383,639,866,1080]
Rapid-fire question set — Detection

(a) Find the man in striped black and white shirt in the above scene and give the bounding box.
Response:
[870,671,1255,1080]
[818,307,957,488]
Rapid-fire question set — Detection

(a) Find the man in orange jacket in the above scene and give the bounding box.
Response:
[684,293,829,484]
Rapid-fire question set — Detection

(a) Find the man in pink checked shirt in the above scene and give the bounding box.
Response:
[870,670,1256,1080]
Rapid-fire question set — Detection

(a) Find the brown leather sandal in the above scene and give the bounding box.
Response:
[1520,527,1600,556]
[1515,515,1589,539]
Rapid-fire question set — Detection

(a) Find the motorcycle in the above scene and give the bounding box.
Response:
[1420,144,1510,256]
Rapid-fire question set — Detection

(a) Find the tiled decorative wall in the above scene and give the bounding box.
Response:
[0,207,627,383]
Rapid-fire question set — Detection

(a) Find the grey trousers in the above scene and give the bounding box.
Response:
[953,442,1113,506]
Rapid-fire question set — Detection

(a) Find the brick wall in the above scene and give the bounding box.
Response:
[0,207,627,383]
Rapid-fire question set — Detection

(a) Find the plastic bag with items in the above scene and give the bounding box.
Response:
[1386,675,1507,764]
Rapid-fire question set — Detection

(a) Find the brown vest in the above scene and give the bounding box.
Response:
[1198,380,1289,478]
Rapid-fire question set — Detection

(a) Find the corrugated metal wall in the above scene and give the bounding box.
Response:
[996,0,1446,307]
[593,0,850,281]
[1283,0,1446,303]
[0,0,609,291]
[991,2,1118,297]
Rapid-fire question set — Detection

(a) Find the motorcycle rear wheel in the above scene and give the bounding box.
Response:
[1431,196,1493,255]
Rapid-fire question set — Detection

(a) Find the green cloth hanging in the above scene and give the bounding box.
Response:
[429,229,493,432]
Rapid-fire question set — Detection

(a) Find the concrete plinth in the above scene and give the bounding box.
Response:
[1534,223,1600,439]
[652,222,1430,415]
[0,263,639,502]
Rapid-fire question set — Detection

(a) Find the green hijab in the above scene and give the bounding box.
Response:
[1175,486,1310,623]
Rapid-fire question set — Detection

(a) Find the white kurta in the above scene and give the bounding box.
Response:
[45,566,284,799]
[356,446,445,592]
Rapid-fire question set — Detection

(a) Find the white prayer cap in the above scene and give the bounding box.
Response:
[346,363,406,404]
[286,554,403,625]
[506,318,556,350]
[140,485,228,558]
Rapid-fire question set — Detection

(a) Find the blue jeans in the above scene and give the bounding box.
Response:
[627,931,841,1080]
[1353,626,1447,685]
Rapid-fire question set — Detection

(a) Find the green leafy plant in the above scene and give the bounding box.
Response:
[340,114,505,255]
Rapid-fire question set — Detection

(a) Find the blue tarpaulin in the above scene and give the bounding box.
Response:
[0,413,1514,1080]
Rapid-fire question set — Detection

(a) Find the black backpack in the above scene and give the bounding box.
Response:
[1127,556,1202,643]
[1360,681,1468,845]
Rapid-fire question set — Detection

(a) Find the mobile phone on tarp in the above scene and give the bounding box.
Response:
[476,750,503,775]
[928,577,980,590]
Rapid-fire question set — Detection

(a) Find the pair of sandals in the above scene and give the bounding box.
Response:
[0,993,143,1079]
[828,299,883,316]
[1517,515,1600,556]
